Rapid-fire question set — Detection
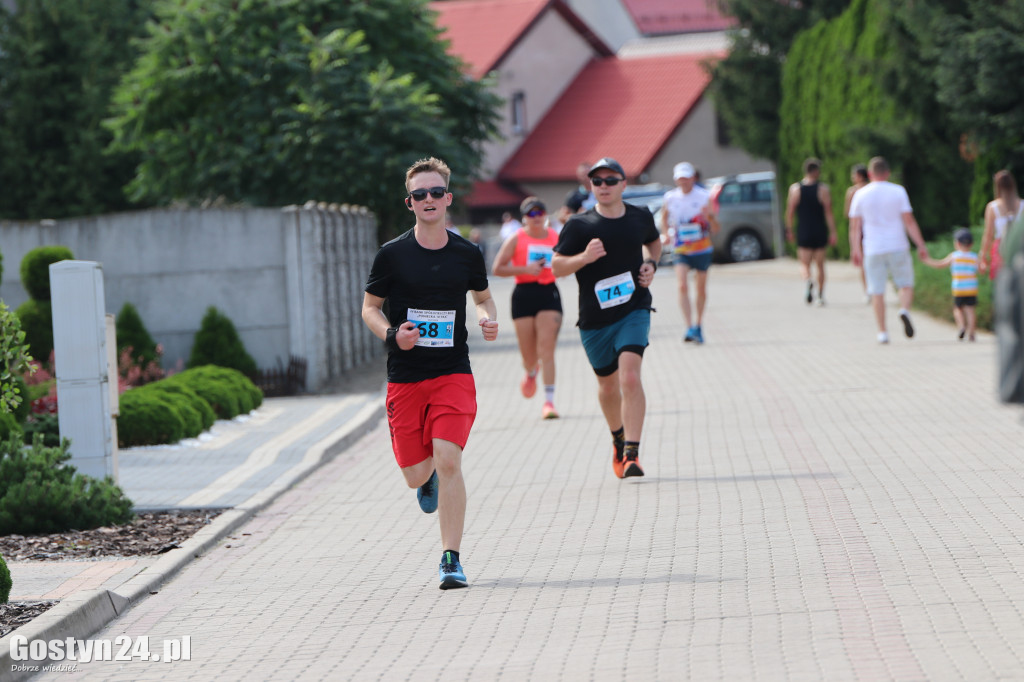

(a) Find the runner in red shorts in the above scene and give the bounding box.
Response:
[362,157,499,590]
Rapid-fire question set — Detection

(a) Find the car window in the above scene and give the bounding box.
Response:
[752,181,774,203]
[717,183,741,205]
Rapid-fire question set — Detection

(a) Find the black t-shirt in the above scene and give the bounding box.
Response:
[365,229,489,383]
[554,204,660,329]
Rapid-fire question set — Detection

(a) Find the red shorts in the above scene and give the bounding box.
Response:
[385,374,477,468]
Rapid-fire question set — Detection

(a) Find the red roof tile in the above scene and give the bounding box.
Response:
[462,179,527,207]
[430,0,612,79]
[621,0,736,36]
[500,53,717,182]
[430,0,550,79]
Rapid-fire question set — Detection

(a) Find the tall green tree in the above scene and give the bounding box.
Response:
[709,0,852,162]
[105,0,500,235]
[0,1,148,220]
[897,0,1024,218]
[778,0,970,253]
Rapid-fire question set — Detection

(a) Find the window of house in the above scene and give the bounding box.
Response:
[511,91,527,135]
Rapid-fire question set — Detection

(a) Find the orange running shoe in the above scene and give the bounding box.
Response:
[612,447,626,479]
[541,402,559,419]
[623,450,645,478]
[520,370,537,398]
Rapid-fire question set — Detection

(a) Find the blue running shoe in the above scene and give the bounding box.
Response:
[417,471,438,514]
[694,326,704,344]
[439,551,467,590]
[683,326,697,343]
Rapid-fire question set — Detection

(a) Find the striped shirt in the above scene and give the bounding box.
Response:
[950,250,978,297]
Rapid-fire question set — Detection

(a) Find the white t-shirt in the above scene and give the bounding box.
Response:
[500,218,522,241]
[848,180,913,256]
[662,185,710,229]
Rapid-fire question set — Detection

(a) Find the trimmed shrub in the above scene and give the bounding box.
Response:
[15,299,54,363]
[187,307,258,375]
[185,365,262,412]
[9,376,30,425]
[19,246,74,301]
[22,413,60,448]
[117,389,186,447]
[0,434,134,535]
[147,381,216,431]
[137,385,203,439]
[0,552,10,603]
[115,302,159,367]
[166,371,240,420]
[0,412,22,442]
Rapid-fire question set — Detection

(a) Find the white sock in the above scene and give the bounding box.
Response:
[544,385,555,403]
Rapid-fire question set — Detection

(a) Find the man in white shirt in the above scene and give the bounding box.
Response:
[500,211,522,241]
[849,156,929,344]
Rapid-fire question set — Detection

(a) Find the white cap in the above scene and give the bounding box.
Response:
[673,162,696,180]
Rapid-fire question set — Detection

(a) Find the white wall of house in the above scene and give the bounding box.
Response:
[646,97,774,185]
[565,0,639,51]
[480,10,597,178]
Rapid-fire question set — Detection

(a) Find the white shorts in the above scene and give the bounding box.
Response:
[864,250,914,295]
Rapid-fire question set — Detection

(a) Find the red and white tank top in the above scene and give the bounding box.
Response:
[512,228,558,285]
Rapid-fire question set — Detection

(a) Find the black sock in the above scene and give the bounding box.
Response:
[624,441,639,460]
[442,549,460,564]
[611,427,625,456]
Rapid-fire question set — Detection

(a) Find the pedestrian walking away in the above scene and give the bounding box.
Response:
[552,157,661,479]
[492,196,563,419]
[785,157,838,306]
[845,163,870,302]
[979,170,1022,280]
[921,228,980,341]
[660,161,719,343]
[848,156,930,344]
[362,157,499,590]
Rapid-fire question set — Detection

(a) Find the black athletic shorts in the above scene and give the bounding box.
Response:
[797,226,829,250]
[511,282,562,319]
[953,295,977,307]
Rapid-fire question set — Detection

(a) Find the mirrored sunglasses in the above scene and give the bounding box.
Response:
[590,176,622,187]
[408,186,448,201]
[525,209,546,217]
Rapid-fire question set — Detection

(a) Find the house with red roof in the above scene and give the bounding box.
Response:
[430,0,769,222]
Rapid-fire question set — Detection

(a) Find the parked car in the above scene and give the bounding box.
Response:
[639,172,781,264]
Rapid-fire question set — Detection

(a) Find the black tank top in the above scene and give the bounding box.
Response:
[797,183,826,232]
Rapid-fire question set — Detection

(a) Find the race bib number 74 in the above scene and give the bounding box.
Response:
[407,308,456,347]
[594,272,635,309]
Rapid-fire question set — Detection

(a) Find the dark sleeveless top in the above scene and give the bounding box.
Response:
[796,182,828,248]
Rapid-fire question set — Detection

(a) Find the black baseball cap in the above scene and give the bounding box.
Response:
[588,157,625,178]
[520,197,546,214]
[954,228,973,245]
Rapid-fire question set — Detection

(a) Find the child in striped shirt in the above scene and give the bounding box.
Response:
[922,228,979,341]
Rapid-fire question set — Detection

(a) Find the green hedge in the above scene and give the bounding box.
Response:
[115,302,160,366]
[20,246,74,301]
[117,389,186,447]
[0,434,133,535]
[778,0,970,259]
[117,365,262,446]
[0,412,22,442]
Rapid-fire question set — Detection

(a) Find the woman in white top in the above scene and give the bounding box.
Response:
[979,170,1022,279]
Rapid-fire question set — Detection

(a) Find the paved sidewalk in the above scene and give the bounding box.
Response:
[18,259,1024,680]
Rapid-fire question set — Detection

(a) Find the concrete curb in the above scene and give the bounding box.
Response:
[0,397,383,682]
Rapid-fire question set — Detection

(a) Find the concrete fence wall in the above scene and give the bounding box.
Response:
[0,204,384,391]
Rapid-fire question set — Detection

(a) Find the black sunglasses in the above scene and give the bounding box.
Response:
[408,186,448,202]
[590,176,622,187]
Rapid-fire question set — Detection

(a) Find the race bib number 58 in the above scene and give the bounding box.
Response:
[594,272,635,309]
[407,308,456,347]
